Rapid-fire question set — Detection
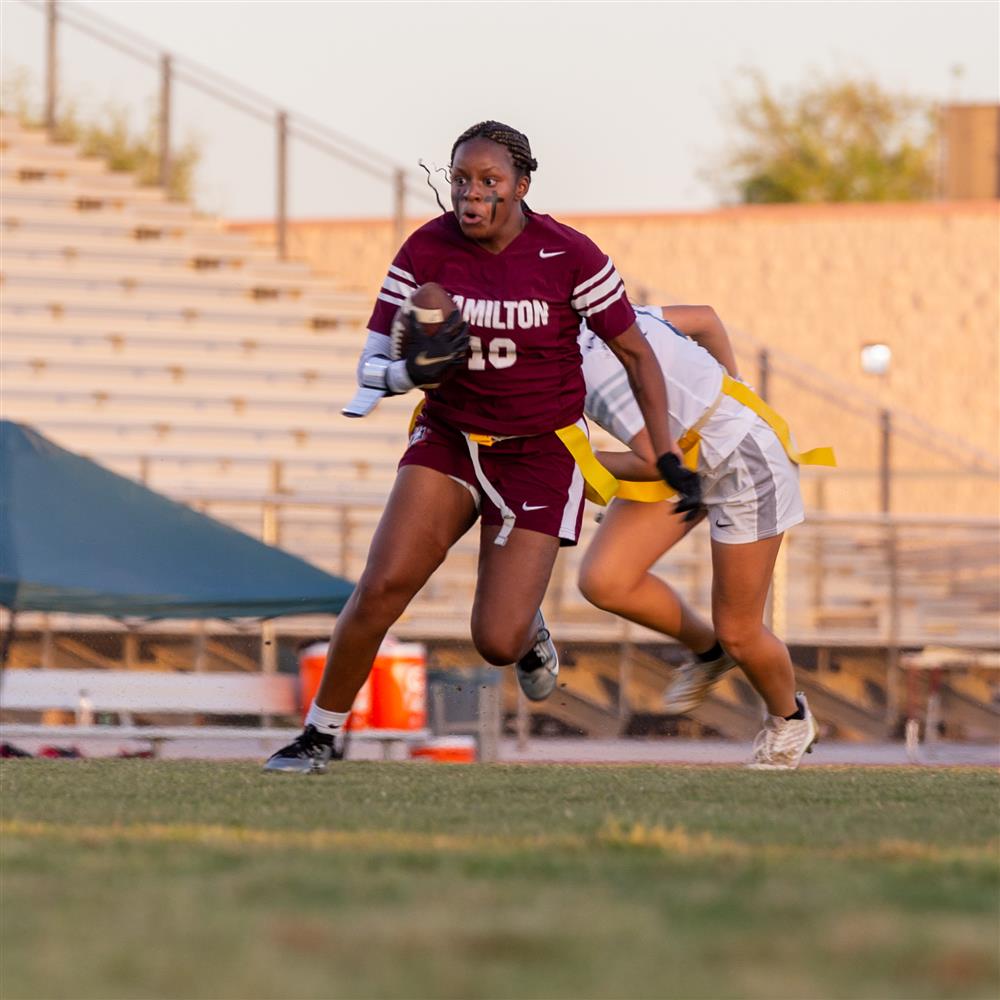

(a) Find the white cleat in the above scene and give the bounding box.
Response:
[746,693,819,771]
[515,611,559,702]
[662,651,736,715]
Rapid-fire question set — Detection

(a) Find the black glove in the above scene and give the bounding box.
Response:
[656,452,703,522]
[403,310,470,388]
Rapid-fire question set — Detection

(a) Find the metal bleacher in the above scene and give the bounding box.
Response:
[1,114,414,500]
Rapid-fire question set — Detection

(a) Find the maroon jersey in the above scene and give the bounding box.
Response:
[367,211,636,436]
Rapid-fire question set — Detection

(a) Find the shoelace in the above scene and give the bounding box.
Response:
[753,718,805,762]
[288,728,331,757]
[771,722,807,756]
[751,726,774,761]
[518,629,552,674]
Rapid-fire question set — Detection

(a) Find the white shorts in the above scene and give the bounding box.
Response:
[699,420,804,544]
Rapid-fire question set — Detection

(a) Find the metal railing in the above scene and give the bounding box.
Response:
[78,443,999,522]
[20,0,435,254]
[162,490,1000,649]
[10,484,996,651]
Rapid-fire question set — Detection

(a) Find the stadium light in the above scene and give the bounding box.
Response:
[860,342,892,375]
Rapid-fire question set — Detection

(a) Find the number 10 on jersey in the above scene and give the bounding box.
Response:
[468,336,517,370]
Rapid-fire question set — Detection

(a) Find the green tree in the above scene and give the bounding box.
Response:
[2,68,200,202]
[713,70,938,204]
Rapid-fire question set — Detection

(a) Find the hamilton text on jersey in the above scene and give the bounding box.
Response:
[452,295,550,331]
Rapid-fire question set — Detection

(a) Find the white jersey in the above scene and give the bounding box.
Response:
[580,306,756,469]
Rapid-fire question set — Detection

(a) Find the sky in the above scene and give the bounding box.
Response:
[2,0,998,220]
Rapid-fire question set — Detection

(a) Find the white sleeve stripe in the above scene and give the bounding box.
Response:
[388,264,417,285]
[572,270,623,311]
[572,256,614,297]
[377,291,405,308]
[581,283,627,318]
[382,276,414,299]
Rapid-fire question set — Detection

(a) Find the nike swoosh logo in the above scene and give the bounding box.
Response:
[522,502,548,511]
[414,351,459,366]
[538,249,566,259]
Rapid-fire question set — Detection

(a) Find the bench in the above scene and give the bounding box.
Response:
[0,668,428,760]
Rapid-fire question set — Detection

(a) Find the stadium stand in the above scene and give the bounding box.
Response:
[2,114,997,744]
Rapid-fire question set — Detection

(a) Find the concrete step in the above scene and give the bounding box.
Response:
[3,203,219,232]
[4,343,354,375]
[2,176,171,203]
[2,187,192,215]
[1,255,342,295]
[0,266,350,302]
[1,322,360,357]
[1,294,368,327]
[1,226,281,263]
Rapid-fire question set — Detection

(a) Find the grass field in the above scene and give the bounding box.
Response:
[1,762,998,1000]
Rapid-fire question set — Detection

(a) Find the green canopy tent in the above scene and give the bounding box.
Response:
[0,421,354,626]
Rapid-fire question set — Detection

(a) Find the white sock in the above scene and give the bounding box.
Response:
[306,704,350,736]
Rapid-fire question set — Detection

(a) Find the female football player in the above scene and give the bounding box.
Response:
[578,305,827,769]
[266,121,699,772]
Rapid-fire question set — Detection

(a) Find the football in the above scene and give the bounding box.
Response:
[389,282,459,361]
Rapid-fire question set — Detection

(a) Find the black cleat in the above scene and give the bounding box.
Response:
[263,724,342,774]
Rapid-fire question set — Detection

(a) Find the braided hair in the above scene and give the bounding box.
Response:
[450,121,538,178]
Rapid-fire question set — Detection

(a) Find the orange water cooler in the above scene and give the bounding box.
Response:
[297,642,327,719]
[370,641,427,730]
[297,641,372,731]
[297,639,424,732]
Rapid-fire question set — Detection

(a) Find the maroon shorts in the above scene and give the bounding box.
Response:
[398,407,586,546]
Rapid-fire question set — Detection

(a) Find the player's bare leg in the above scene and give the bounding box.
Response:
[472,525,560,664]
[265,466,476,773]
[471,525,561,700]
[710,534,796,716]
[579,498,735,713]
[315,465,478,711]
[711,534,818,769]
[578,499,715,651]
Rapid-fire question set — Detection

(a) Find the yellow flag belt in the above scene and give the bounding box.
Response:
[410,374,835,507]
[557,375,836,505]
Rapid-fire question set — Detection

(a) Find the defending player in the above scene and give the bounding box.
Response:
[265,121,699,773]
[579,305,831,769]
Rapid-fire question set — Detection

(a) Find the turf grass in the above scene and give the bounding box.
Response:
[1,761,998,1000]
